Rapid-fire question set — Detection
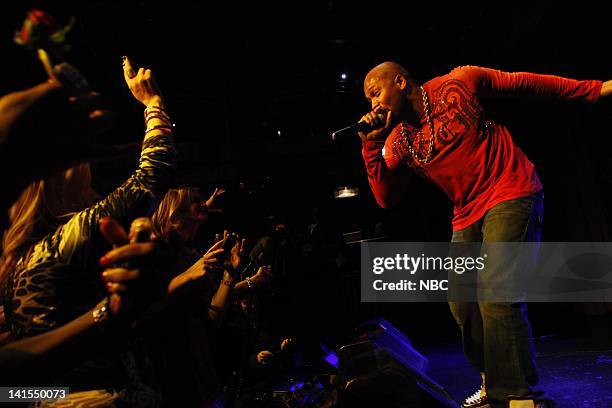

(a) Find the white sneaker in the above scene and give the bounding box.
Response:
[461,384,488,408]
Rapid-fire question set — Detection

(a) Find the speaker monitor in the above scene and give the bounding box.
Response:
[338,318,459,408]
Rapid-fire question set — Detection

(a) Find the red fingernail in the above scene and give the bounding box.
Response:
[101,271,108,279]
[110,295,121,314]
[99,256,110,266]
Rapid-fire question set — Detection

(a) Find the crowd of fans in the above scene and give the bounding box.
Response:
[0,50,348,407]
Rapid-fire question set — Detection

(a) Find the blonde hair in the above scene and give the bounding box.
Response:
[152,186,201,242]
[0,163,98,283]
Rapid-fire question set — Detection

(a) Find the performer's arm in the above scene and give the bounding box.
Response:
[362,140,411,209]
[461,66,604,103]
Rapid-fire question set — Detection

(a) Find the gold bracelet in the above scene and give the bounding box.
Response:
[92,296,111,325]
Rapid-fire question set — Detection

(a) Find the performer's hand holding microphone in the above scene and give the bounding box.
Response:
[331,110,395,142]
[358,111,396,141]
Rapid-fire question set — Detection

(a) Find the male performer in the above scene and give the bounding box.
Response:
[358,62,611,408]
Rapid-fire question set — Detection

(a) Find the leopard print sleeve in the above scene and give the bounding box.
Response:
[80,130,177,233]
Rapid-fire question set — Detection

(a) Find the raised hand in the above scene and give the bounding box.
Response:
[230,235,246,270]
[203,187,226,214]
[122,56,163,107]
[167,237,226,293]
[203,237,225,268]
[251,265,273,287]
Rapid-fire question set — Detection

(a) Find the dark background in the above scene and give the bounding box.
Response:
[1,1,611,344]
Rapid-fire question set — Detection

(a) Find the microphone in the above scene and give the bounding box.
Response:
[331,122,371,141]
[331,114,386,141]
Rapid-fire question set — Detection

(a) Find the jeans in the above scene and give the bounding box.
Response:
[448,191,544,406]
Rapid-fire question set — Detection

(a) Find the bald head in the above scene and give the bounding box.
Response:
[365,62,412,87]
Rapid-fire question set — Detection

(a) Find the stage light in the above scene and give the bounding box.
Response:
[277,130,282,136]
[341,73,347,80]
[334,186,359,199]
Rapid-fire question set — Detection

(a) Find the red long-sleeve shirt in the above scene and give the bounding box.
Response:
[362,66,602,231]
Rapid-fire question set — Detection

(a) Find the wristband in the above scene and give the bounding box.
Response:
[145,110,170,122]
[144,105,169,117]
[145,124,173,134]
[145,114,171,124]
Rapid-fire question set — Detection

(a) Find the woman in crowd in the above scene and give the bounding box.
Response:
[153,186,273,305]
[0,56,176,406]
[148,185,273,407]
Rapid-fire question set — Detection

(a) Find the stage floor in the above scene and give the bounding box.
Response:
[419,334,612,408]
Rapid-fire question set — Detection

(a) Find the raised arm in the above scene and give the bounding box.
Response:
[207,235,246,323]
[89,57,177,220]
[61,58,177,251]
[459,65,603,103]
[232,265,272,296]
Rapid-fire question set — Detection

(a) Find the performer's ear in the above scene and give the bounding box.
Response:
[395,74,409,93]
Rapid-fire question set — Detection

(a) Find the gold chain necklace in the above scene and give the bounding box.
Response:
[399,86,436,164]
